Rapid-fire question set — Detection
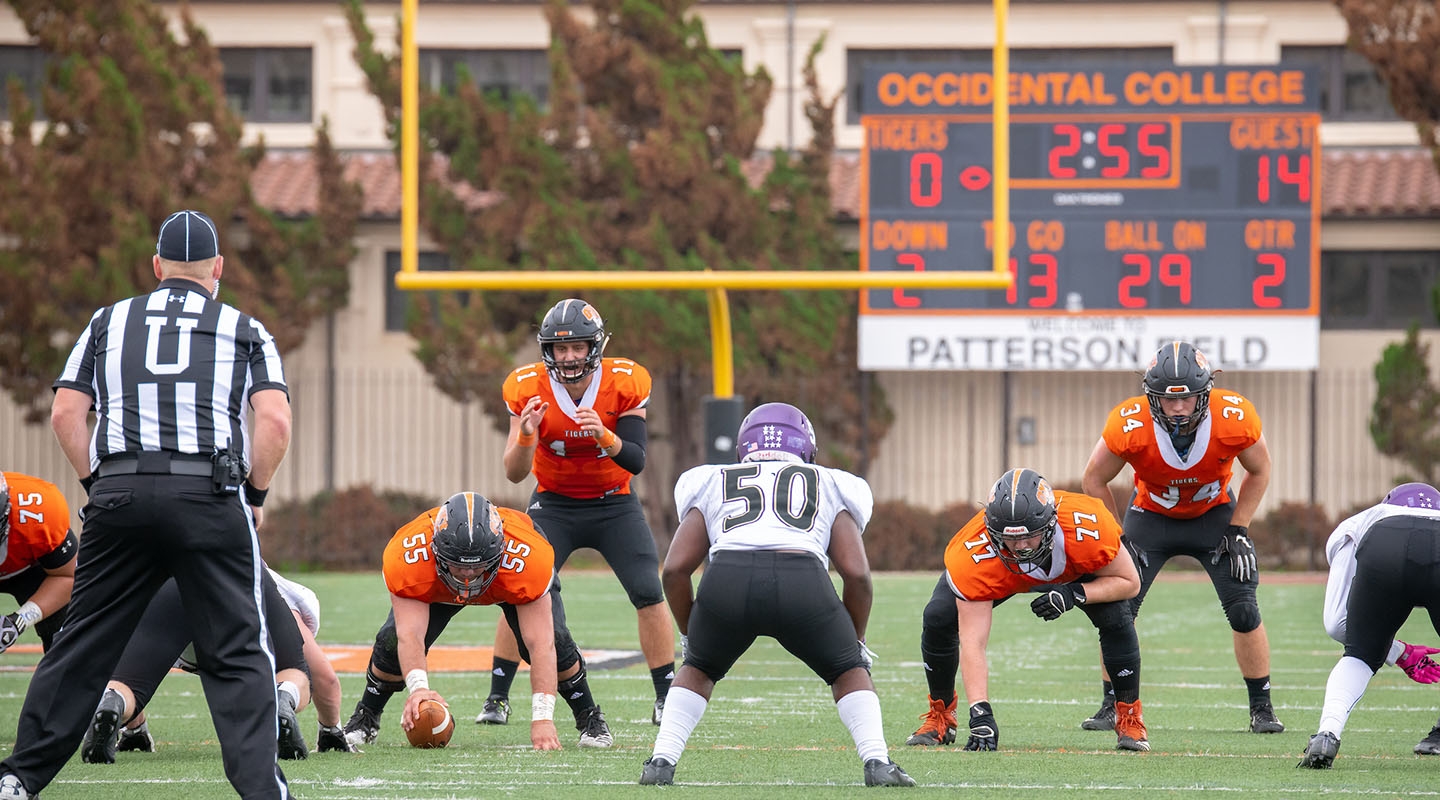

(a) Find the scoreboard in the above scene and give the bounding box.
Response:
[857,64,1322,371]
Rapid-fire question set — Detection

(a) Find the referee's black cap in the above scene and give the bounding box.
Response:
[156,210,220,262]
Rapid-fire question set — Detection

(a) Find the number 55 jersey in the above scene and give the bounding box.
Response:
[382,505,555,606]
[1102,388,1262,520]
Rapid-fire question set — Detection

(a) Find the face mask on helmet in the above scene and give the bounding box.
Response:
[736,402,818,464]
[537,298,611,384]
[1383,482,1440,509]
[1143,341,1214,436]
[431,492,507,601]
[985,468,1058,574]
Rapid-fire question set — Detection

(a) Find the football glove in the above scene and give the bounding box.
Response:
[963,701,998,751]
[680,634,689,662]
[857,640,877,670]
[0,614,22,654]
[1397,642,1440,684]
[1030,583,1086,621]
[1210,525,1257,583]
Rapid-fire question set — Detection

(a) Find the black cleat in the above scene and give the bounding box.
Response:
[475,695,510,725]
[81,689,125,764]
[639,756,676,786]
[1082,697,1116,731]
[343,704,382,747]
[576,705,613,748]
[1298,731,1340,769]
[277,693,309,760]
[864,758,917,787]
[116,721,156,753]
[1250,702,1285,734]
[316,724,358,753]
[1415,725,1440,755]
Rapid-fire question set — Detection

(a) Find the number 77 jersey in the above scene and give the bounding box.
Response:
[1102,387,1262,520]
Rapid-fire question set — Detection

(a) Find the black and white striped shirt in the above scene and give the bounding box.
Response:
[53,278,287,470]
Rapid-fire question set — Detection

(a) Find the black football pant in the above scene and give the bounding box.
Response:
[1344,516,1440,670]
[0,473,287,799]
[113,571,307,716]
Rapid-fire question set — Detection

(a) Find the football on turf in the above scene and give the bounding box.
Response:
[406,699,455,748]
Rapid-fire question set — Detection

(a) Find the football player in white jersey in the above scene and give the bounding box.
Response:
[638,403,914,788]
[1299,483,1440,768]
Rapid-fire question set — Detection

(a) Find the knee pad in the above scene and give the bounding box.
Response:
[554,632,582,674]
[1223,600,1262,633]
[558,656,588,696]
[920,594,959,655]
[365,667,407,695]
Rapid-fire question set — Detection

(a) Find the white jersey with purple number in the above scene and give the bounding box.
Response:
[673,460,873,564]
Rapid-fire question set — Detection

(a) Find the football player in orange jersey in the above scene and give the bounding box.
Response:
[0,471,78,655]
[904,468,1148,752]
[477,299,676,729]
[341,491,611,750]
[1080,341,1281,734]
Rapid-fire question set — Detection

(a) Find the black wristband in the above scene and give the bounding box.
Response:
[243,480,269,507]
[80,475,95,493]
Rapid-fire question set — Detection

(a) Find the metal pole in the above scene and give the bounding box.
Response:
[786,0,796,152]
[1217,0,1227,64]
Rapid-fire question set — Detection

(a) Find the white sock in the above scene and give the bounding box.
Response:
[1318,656,1374,738]
[277,681,301,710]
[836,689,888,763]
[651,686,707,763]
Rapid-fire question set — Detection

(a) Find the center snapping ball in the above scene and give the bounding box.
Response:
[406,698,456,748]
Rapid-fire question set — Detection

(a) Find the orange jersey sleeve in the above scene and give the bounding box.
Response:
[0,473,74,579]
[943,491,1122,601]
[1101,389,1262,519]
[502,357,652,498]
[383,506,555,606]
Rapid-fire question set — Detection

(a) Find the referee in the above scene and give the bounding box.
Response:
[0,210,293,800]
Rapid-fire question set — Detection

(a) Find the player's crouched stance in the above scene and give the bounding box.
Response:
[638,403,914,788]
[906,468,1150,752]
[342,491,609,751]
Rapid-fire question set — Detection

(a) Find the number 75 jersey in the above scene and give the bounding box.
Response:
[1102,388,1262,520]
[673,461,874,563]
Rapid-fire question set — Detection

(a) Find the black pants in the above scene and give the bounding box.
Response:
[1344,516,1440,670]
[114,571,308,715]
[686,550,863,685]
[529,491,664,608]
[0,473,287,799]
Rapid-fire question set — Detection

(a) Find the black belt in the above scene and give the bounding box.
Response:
[96,452,213,478]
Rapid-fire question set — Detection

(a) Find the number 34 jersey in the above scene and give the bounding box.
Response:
[382,506,555,606]
[1102,388,1262,520]
[673,461,874,564]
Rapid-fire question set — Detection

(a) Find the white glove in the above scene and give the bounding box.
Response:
[858,639,877,670]
[680,634,689,663]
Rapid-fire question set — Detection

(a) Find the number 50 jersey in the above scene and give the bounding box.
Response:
[1102,388,1262,520]
[673,461,874,564]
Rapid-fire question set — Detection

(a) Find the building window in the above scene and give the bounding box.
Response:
[1321,251,1440,329]
[1281,46,1397,121]
[420,49,549,107]
[221,48,312,123]
[0,45,48,120]
[845,47,1171,124]
[384,250,453,332]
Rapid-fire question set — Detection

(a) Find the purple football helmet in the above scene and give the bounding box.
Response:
[1383,482,1440,509]
[737,403,817,464]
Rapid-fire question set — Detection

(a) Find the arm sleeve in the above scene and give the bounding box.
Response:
[610,414,647,474]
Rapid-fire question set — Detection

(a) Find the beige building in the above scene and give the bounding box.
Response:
[2,1,1438,525]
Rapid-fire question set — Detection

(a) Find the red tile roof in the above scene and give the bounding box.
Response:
[250,147,1440,222]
